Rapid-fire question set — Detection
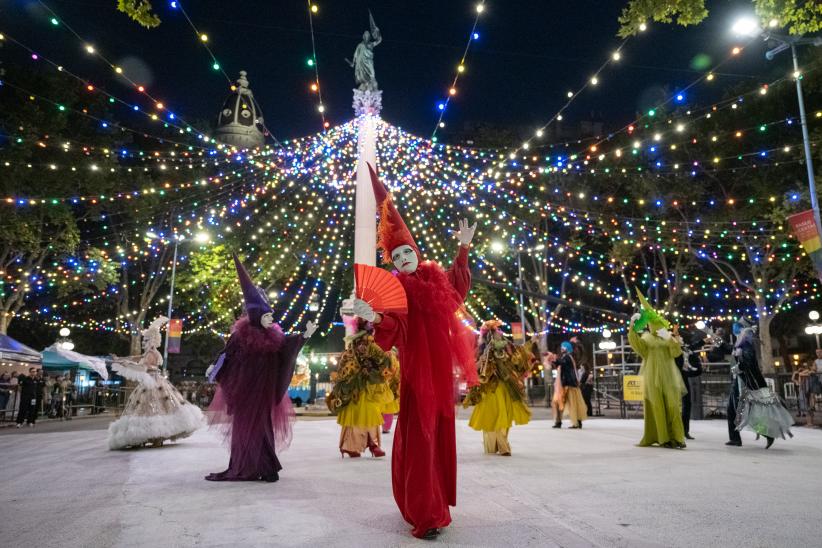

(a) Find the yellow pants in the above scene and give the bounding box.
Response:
[339,426,381,453]
[482,429,511,455]
[565,387,588,425]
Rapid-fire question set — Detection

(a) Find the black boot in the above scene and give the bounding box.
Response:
[261,471,280,482]
[422,528,440,540]
[764,436,775,449]
[553,422,561,429]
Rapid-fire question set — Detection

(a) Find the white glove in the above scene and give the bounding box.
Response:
[630,312,641,325]
[732,348,742,357]
[303,320,318,339]
[455,218,477,247]
[656,328,671,340]
[352,298,376,322]
[205,363,214,377]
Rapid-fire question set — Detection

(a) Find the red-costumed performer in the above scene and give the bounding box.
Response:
[348,164,478,539]
[205,254,317,482]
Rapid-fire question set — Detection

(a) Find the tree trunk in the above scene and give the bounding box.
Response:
[758,313,775,375]
[0,312,9,334]
[129,332,142,356]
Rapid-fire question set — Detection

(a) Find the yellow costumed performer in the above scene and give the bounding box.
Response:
[327,317,399,458]
[463,320,532,455]
[628,289,687,449]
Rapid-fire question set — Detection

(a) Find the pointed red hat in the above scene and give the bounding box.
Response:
[367,163,420,264]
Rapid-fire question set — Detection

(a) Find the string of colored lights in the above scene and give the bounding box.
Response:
[169,0,233,84]
[305,1,329,129]
[32,1,211,139]
[4,105,818,337]
[431,1,486,139]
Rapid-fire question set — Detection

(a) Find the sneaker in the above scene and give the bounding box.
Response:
[16,424,22,428]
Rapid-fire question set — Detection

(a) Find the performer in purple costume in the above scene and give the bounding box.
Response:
[205,254,316,482]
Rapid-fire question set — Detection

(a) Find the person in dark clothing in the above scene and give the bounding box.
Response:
[726,317,793,448]
[578,366,594,417]
[16,368,43,427]
[674,333,704,440]
[554,341,587,429]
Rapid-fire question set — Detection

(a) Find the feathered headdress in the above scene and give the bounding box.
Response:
[141,316,168,350]
[479,319,503,336]
[632,288,671,333]
[368,163,420,264]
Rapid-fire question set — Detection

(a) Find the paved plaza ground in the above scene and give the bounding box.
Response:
[1,414,819,547]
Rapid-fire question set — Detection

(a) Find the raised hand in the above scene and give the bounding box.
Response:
[303,320,318,339]
[455,218,477,246]
[352,298,377,322]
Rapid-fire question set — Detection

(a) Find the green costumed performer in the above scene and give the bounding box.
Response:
[327,317,399,458]
[627,289,687,449]
[463,320,532,455]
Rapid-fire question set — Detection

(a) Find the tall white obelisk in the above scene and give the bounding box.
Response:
[352,91,382,268]
[341,13,383,334]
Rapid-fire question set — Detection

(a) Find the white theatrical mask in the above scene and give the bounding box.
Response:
[261,312,274,328]
[391,245,419,274]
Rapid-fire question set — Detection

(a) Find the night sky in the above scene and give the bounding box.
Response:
[5,0,784,141]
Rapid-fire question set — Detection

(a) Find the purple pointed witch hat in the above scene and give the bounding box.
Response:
[233,253,272,325]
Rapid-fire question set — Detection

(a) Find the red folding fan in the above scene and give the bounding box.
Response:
[354,263,408,314]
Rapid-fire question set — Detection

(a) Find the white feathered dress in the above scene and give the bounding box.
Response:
[107,347,204,450]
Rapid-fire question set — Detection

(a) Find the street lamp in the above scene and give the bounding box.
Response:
[145,230,211,372]
[491,241,528,343]
[732,16,822,231]
[806,310,822,349]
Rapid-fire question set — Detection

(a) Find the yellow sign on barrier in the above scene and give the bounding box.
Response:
[623,375,643,401]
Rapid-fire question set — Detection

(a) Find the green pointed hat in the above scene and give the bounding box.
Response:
[633,288,671,333]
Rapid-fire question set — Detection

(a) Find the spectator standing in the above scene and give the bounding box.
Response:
[62,376,75,419]
[43,375,55,415]
[0,373,11,420]
[16,368,41,427]
[34,370,45,418]
[49,376,65,418]
[792,362,817,427]
[578,365,594,417]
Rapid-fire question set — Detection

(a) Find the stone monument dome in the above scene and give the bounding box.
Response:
[215,71,265,149]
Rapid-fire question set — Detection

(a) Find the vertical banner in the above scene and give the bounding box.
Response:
[167,318,183,354]
[511,322,524,343]
[788,210,822,282]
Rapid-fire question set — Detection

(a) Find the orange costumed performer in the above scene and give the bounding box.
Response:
[348,164,478,539]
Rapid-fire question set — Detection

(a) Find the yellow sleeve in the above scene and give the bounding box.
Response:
[628,328,648,359]
[668,337,683,359]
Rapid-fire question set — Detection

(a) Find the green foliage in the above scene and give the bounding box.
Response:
[117,0,161,28]
[618,0,709,37]
[176,244,242,327]
[618,0,822,37]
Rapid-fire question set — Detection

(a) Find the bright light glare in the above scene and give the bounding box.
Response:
[59,327,71,337]
[810,310,820,321]
[195,232,211,243]
[490,241,505,253]
[731,17,761,37]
